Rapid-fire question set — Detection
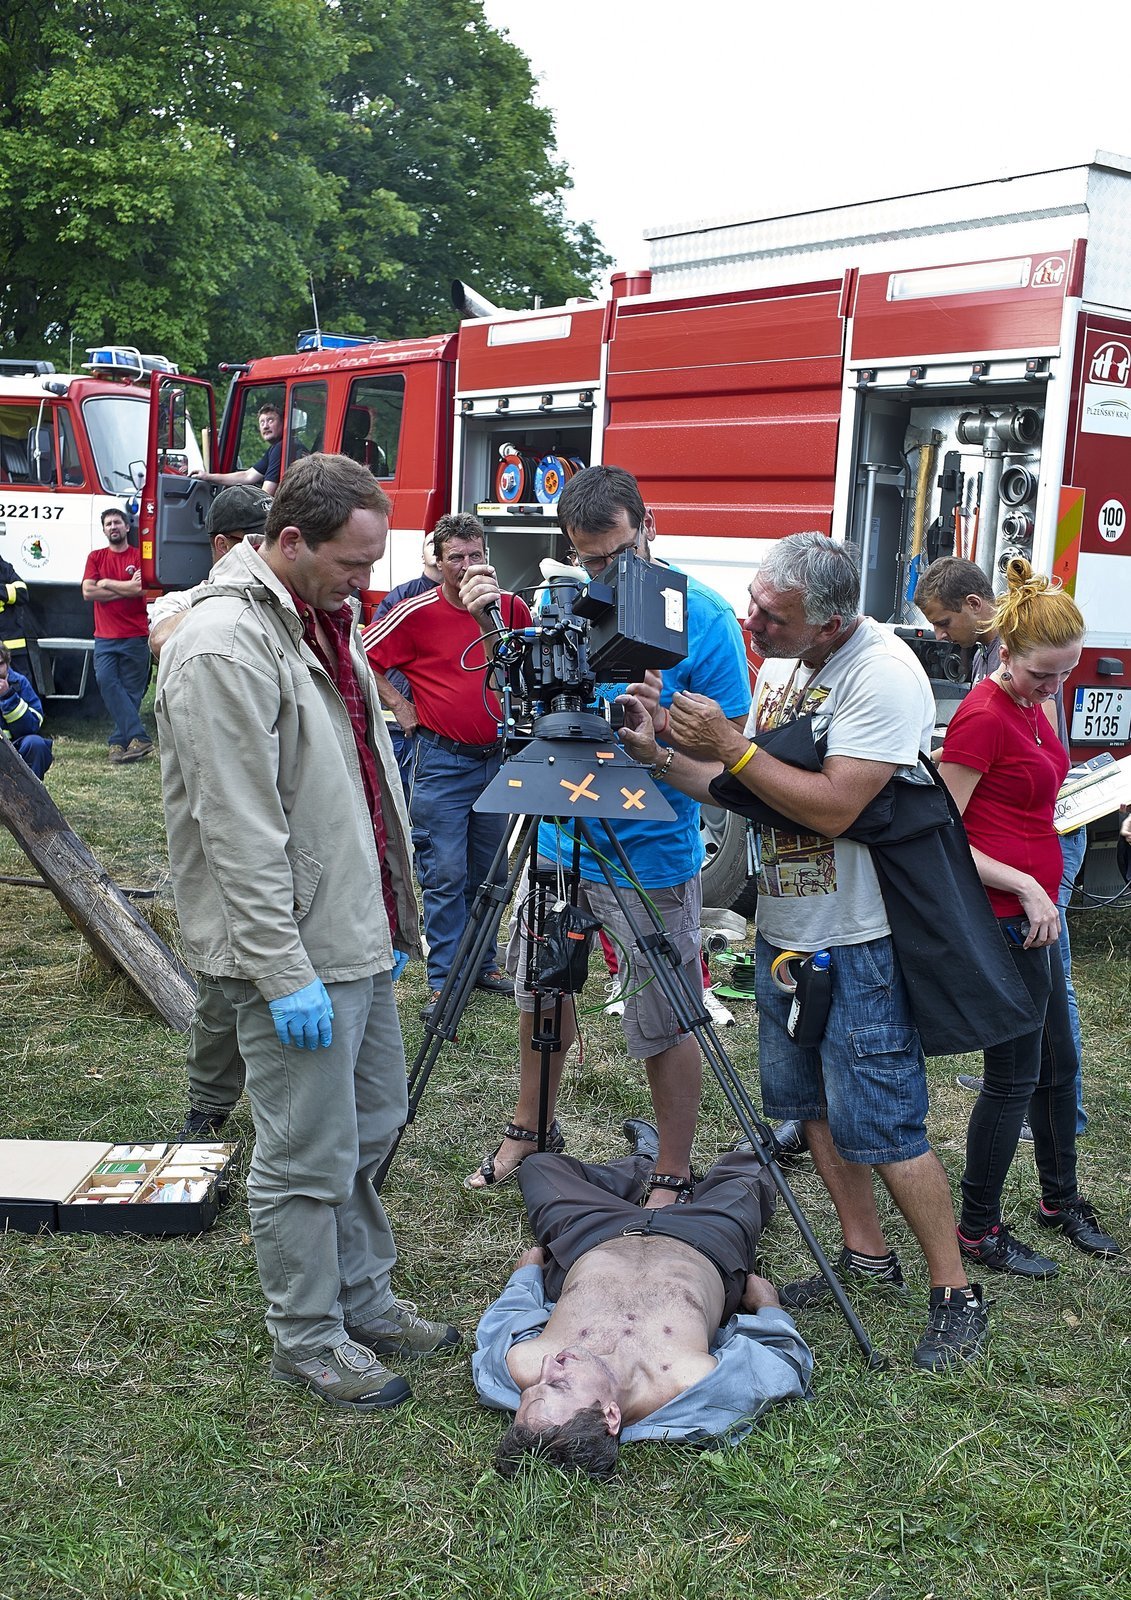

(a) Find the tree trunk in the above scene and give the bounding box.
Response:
[0,738,196,1030]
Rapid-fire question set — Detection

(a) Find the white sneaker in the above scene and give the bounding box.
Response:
[605,976,626,1017]
[703,988,735,1027]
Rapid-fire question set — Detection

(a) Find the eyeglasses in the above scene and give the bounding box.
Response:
[567,527,642,576]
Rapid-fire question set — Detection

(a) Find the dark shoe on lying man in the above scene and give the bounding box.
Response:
[622,1118,660,1161]
[344,1298,462,1359]
[771,1120,807,1163]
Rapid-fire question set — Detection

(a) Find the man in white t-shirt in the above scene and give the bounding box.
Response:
[618,533,988,1374]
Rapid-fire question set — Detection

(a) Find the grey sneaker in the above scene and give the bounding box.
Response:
[344,1298,461,1360]
[957,1220,1058,1278]
[955,1074,984,1092]
[780,1246,909,1310]
[271,1338,411,1410]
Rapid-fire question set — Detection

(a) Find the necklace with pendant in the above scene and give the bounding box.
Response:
[999,675,1043,744]
[1022,702,1043,745]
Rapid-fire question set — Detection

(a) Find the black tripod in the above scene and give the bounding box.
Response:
[375,722,883,1368]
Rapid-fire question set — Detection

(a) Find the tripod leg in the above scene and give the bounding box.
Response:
[576,818,883,1369]
[373,816,538,1192]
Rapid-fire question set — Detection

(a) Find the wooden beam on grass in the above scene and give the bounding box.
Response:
[0,738,196,1030]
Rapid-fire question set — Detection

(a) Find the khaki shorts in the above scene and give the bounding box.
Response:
[506,863,703,1058]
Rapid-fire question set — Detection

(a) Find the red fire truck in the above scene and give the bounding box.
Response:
[7,155,1129,895]
[146,154,1131,896]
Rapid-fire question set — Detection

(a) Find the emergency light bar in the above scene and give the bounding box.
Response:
[82,346,179,379]
[887,259,1033,302]
[295,330,380,352]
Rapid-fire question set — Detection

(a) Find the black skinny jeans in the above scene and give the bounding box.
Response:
[959,919,1078,1236]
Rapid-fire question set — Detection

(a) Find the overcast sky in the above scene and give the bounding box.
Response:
[482,0,1131,279]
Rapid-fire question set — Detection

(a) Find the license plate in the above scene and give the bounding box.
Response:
[1071,685,1131,743]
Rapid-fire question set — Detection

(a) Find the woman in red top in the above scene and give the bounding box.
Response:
[939,559,1120,1275]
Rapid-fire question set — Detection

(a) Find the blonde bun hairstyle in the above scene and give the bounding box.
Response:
[994,558,1084,656]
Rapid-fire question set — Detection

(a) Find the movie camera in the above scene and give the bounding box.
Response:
[481,550,689,744]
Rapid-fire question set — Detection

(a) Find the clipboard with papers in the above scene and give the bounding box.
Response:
[1053,752,1131,834]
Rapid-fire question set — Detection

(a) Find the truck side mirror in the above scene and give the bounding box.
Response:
[129,460,146,491]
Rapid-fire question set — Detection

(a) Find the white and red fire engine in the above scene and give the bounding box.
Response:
[5,154,1129,895]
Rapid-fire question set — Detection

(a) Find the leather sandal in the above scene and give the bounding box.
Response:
[642,1171,695,1206]
[464,1119,566,1190]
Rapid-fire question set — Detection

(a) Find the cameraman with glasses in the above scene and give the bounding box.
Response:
[461,465,751,1205]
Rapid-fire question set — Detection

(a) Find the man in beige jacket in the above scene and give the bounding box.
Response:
[156,453,457,1412]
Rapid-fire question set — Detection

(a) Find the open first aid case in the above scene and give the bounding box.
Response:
[0,1140,239,1236]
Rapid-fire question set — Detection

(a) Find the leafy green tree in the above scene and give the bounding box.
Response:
[311,0,609,335]
[0,0,607,373]
[0,0,347,371]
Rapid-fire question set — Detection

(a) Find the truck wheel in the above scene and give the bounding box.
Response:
[700,805,756,913]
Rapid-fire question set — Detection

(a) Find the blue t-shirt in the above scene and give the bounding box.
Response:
[536,569,751,888]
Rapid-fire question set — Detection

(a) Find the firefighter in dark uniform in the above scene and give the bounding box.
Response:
[0,555,38,682]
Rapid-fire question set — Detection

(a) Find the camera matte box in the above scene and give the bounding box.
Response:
[581,557,689,679]
[0,1139,239,1237]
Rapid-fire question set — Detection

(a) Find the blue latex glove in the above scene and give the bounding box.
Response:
[268,979,334,1050]
[390,949,410,981]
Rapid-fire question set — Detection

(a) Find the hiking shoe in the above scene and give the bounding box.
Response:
[419,989,443,1022]
[955,1074,984,1092]
[475,969,513,994]
[108,744,127,764]
[271,1338,412,1410]
[913,1284,988,1373]
[780,1246,909,1310]
[1036,1197,1122,1258]
[178,1107,230,1140]
[120,737,154,762]
[957,1221,1058,1278]
[344,1298,461,1359]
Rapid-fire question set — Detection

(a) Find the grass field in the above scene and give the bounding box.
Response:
[1,709,1129,1600]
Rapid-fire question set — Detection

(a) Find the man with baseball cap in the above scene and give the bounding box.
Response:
[148,485,272,658]
[149,482,273,1137]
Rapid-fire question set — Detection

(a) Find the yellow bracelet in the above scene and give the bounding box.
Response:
[727,741,758,776]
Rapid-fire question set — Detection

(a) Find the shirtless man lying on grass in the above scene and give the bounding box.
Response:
[472,1129,813,1476]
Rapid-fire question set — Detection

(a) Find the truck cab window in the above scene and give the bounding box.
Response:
[342,375,404,478]
[288,382,326,466]
[230,386,286,473]
[59,408,84,486]
[81,395,150,493]
[0,405,38,484]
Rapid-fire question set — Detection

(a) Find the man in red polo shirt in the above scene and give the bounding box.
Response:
[81,506,153,762]
[363,513,532,1018]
